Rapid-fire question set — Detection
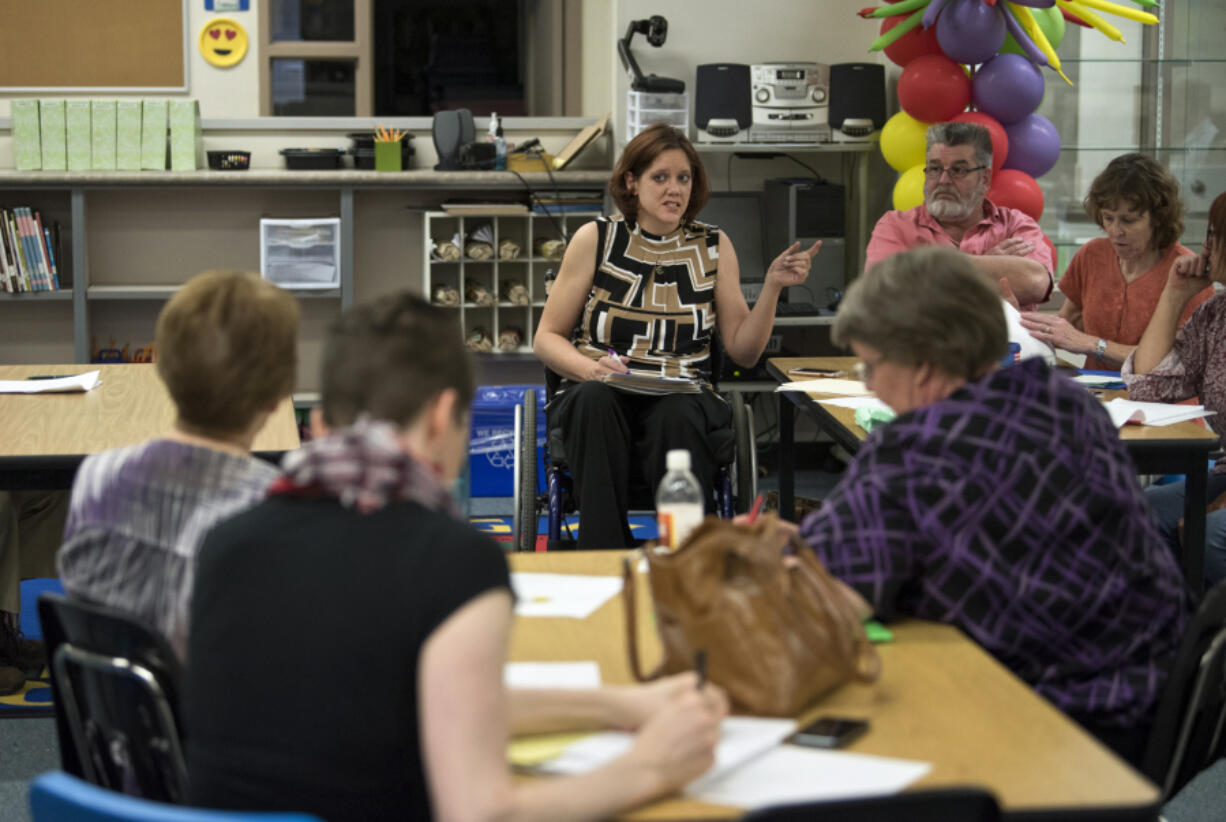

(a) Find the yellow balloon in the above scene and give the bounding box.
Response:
[893,164,926,211]
[880,111,931,173]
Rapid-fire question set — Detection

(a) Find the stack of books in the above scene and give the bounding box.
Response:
[1,207,61,292]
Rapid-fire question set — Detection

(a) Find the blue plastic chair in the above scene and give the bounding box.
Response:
[28,771,324,822]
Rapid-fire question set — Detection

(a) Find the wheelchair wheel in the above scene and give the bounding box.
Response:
[512,389,538,553]
[731,391,757,514]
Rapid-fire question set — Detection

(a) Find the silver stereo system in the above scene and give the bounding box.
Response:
[750,62,829,143]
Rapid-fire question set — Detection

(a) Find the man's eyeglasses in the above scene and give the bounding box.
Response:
[923,164,986,181]
[853,361,873,382]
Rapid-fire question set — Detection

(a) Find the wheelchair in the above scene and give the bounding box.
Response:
[511,363,757,553]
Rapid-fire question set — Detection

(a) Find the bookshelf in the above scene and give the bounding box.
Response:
[422,210,602,356]
[0,169,609,396]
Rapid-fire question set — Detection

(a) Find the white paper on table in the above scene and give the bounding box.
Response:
[1056,348,1088,369]
[504,661,601,690]
[777,378,871,396]
[0,371,100,394]
[510,572,623,619]
[538,716,796,778]
[1102,398,1216,428]
[685,745,931,809]
[819,396,890,412]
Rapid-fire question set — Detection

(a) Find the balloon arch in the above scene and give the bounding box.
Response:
[865,0,1160,223]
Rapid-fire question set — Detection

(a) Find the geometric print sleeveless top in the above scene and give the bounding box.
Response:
[573,215,719,380]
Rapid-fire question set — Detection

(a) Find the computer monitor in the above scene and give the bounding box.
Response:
[695,191,767,302]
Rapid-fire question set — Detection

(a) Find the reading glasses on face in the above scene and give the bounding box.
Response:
[923,164,986,180]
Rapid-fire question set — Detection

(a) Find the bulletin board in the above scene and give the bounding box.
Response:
[0,0,188,91]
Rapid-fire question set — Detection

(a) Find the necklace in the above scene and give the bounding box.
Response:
[638,230,672,278]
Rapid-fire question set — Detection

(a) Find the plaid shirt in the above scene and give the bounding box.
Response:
[800,358,1188,727]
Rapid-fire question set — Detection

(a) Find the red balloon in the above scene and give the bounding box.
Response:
[951,111,1009,173]
[989,168,1045,222]
[881,16,945,67]
[898,55,971,124]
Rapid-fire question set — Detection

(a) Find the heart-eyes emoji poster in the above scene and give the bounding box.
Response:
[199,18,248,68]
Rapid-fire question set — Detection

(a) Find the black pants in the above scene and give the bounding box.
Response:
[548,382,733,549]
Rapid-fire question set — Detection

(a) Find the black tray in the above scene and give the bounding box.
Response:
[280,148,345,170]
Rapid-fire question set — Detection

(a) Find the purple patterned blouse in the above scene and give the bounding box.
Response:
[800,358,1188,727]
[1123,292,1226,473]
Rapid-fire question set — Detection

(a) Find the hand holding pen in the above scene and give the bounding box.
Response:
[591,347,632,380]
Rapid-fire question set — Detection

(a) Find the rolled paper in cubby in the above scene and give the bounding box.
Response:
[465,282,495,306]
[466,326,494,352]
[432,240,460,261]
[466,241,494,260]
[432,284,460,306]
[501,280,529,305]
[534,238,565,261]
[498,238,521,260]
[498,327,523,352]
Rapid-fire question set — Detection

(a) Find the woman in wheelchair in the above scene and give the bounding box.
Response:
[533,123,821,549]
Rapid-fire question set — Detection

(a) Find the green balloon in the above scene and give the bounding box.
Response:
[1000,5,1066,57]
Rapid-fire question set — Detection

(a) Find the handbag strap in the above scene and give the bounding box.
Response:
[621,552,662,683]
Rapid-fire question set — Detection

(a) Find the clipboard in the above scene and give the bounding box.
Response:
[553,114,610,170]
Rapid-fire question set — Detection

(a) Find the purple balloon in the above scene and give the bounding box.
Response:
[973,53,1045,125]
[1002,113,1061,178]
[936,0,1007,65]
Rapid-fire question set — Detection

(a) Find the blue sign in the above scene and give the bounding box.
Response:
[205,0,249,11]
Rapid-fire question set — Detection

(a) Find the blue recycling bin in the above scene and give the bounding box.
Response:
[469,385,547,497]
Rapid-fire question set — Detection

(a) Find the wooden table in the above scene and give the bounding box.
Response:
[768,356,1220,593]
[507,551,1160,820]
[0,364,300,489]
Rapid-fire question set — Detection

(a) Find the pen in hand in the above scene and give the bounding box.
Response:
[607,348,630,373]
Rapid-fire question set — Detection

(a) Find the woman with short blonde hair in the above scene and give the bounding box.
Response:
[59,270,298,657]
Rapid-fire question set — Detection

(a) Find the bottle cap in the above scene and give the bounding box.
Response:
[666,449,691,472]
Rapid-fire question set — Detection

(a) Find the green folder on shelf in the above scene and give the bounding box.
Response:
[11,99,41,171]
[141,100,168,170]
[169,100,202,171]
[116,100,143,171]
[39,100,67,171]
[91,101,117,170]
[66,100,92,171]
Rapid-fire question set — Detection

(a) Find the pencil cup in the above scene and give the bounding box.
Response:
[374,141,401,171]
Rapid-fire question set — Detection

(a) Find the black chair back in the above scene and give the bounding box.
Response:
[1141,579,1226,799]
[742,787,1001,821]
[37,592,188,804]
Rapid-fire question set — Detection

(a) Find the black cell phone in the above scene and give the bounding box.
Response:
[790,716,869,749]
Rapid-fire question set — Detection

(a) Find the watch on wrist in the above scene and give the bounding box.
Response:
[1095,338,1108,359]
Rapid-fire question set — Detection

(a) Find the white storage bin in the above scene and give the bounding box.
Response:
[626,90,689,141]
[259,218,341,289]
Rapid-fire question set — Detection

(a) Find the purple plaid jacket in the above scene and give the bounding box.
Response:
[800,358,1188,727]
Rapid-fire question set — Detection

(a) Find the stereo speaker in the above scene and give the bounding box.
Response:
[694,63,751,140]
[828,63,886,135]
[432,109,474,171]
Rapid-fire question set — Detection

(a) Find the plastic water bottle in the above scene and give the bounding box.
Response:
[656,449,704,550]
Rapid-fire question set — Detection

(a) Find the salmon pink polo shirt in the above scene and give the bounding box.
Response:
[865,200,1054,310]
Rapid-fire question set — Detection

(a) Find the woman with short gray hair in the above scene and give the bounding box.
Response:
[801,245,1187,766]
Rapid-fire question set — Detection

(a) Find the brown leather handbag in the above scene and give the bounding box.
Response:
[622,513,881,716]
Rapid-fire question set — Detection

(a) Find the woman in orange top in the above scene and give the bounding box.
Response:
[1020,154,1213,370]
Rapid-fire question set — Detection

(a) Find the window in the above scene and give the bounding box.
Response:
[260,0,579,117]
[1041,0,1226,273]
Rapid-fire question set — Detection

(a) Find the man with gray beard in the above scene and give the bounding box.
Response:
[865,122,1053,310]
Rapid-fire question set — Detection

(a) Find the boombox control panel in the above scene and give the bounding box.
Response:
[750,62,829,143]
